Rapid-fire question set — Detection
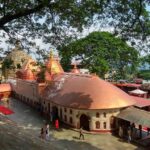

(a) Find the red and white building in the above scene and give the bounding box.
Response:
[1,52,150,133]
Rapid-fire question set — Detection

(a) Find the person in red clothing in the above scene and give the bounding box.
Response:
[55,119,59,129]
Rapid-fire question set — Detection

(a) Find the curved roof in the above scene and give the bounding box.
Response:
[43,74,135,109]
[0,84,12,92]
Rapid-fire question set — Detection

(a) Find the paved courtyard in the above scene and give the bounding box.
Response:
[0,98,149,150]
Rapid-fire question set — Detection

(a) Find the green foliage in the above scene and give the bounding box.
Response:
[2,59,14,69]
[0,0,149,50]
[137,70,150,80]
[2,58,14,79]
[59,31,139,79]
[140,54,150,66]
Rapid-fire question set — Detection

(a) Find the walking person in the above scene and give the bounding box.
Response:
[55,119,59,129]
[131,123,135,139]
[139,124,142,139]
[119,126,123,139]
[127,126,132,143]
[45,124,50,140]
[79,127,84,140]
[40,127,44,139]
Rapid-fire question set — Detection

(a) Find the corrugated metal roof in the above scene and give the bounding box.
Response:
[132,96,150,108]
[117,107,150,127]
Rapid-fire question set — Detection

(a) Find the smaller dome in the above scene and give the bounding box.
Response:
[22,68,35,80]
[71,64,80,74]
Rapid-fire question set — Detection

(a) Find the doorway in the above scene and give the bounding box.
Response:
[80,114,90,131]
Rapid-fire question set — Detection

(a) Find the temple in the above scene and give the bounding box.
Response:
[1,51,150,133]
[2,41,32,79]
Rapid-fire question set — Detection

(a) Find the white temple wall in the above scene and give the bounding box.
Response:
[47,102,121,131]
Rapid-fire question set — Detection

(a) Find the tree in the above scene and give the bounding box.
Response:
[137,54,150,80]
[59,31,139,79]
[137,70,150,80]
[2,58,14,79]
[0,0,149,50]
[140,54,150,69]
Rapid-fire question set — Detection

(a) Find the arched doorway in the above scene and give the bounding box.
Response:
[80,114,90,131]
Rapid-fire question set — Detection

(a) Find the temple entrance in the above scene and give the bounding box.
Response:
[52,106,58,121]
[80,114,90,131]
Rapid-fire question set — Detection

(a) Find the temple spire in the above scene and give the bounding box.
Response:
[45,50,64,76]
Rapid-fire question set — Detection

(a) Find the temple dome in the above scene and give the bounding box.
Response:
[43,74,135,109]
[22,68,35,80]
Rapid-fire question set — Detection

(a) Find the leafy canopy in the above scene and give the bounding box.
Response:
[59,31,139,79]
[138,70,150,80]
[0,0,149,50]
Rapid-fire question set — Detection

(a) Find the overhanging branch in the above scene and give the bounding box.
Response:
[0,2,49,26]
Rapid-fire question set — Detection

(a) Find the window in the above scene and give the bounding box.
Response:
[64,108,67,112]
[95,121,100,129]
[103,122,106,129]
[69,117,73,124]
[103,112,106,118]
[70,109,72,114]
[64,115,67,122]
[96,112,100,118]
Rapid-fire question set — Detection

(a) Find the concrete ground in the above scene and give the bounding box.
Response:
[0,98,149,150]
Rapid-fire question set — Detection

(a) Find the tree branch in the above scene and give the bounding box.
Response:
[130,0,143,29]
[0,2,49,27]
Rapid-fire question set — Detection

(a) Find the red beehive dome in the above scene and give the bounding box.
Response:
[43,74,136,109]
[22,68,35,80]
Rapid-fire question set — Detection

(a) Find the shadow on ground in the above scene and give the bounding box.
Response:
[0,116,101,150]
